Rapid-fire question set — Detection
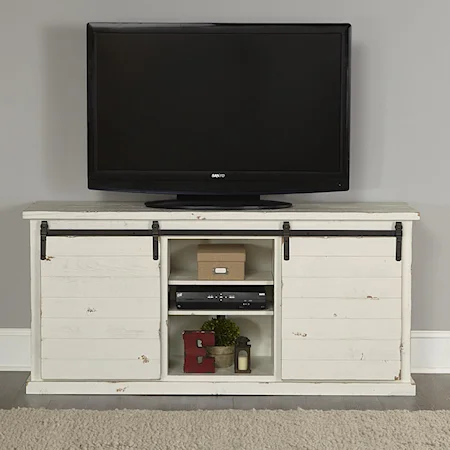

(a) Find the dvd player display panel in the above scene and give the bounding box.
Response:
[171,286,269,310]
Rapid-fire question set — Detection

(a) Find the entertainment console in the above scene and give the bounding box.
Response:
[23,201,419,396]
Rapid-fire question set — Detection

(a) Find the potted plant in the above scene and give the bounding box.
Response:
[201,317,240,368]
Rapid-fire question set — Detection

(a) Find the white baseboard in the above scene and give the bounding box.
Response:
[411,331,450,373]
[0,329,449,374]
[0,328,31,371]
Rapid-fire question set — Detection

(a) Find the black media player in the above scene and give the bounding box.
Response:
[171,286,268,310]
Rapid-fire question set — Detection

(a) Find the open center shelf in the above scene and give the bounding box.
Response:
[167,315,275,379]
[166,238,276,380]
[168,238,274,284]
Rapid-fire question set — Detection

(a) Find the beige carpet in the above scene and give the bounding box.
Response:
[1,408,450,449]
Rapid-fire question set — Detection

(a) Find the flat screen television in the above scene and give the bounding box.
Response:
[87,23,351,209]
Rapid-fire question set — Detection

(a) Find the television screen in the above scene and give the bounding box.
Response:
[87,23,351,199]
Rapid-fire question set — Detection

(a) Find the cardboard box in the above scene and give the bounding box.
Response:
[197,244,246,281]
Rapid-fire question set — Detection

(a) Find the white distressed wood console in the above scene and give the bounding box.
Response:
[23,202,420,395]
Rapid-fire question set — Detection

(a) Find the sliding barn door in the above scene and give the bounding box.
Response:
[281,236,402,381]
[40,236,161,381]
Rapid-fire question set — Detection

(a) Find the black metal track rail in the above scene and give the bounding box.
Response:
[40,220,403,262]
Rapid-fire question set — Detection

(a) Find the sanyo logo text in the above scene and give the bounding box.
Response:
[211,173,226,178]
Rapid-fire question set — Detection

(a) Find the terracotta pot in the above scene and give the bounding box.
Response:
[206,346,234,368]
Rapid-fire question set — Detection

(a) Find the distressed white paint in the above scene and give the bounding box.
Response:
[282,236,403,381]
[282,237,402,380]
[273,237,283,381]
[42,338,160,360]
[25,379,416,396]
[282,298,401,319]
[42,359,160,380]
[41,276,160,298]
[161,220,282,230]
[288,221,398,231]
[41,256,157,277]
[41,318,160,339]
[282,340,401,361]
[23,202,418,395]
[23,202,420,222]
[282,256,401,278]
[289,237,397,257]
[42,297,160,319]
[45,236,154,256]
[161,220,398,231]
[160,237,169,380]
[282,360,400,381]
[283,277,401,299]
[282,234,403,382]
[282,319,401,340]
[46,220,150,230]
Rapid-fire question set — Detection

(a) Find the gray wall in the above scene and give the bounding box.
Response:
[0,1,448,329]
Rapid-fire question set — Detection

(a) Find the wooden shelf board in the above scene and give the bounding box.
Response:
[167,355,274,379]
[169,270,274,286]
[168,308,274,316]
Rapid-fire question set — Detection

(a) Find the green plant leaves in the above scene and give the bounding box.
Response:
[200,317,240,347]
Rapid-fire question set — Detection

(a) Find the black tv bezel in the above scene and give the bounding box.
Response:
[87,23,351,195]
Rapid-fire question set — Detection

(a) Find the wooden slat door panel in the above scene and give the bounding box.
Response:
[46,236,153,256]
[42,339,160,360]
[282,360,400,381]
[41,318,160,340]
[41,297,160,319]
[41,256,157,277]
[282,256,401,278]
[283,278,401,299]
[42,359,160,381]
[281,236,402,381]
[282,298,401,319]
[289,237,396,257]
[40,236,161,381]
[283,340,400,361]
[282,319,401,340]
[41,277,160,298]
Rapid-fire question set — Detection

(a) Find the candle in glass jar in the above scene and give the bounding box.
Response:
[238,354,248,371]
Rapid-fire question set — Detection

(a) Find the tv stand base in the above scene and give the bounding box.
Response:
[25,379,416,396]
[145,195,292,210]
